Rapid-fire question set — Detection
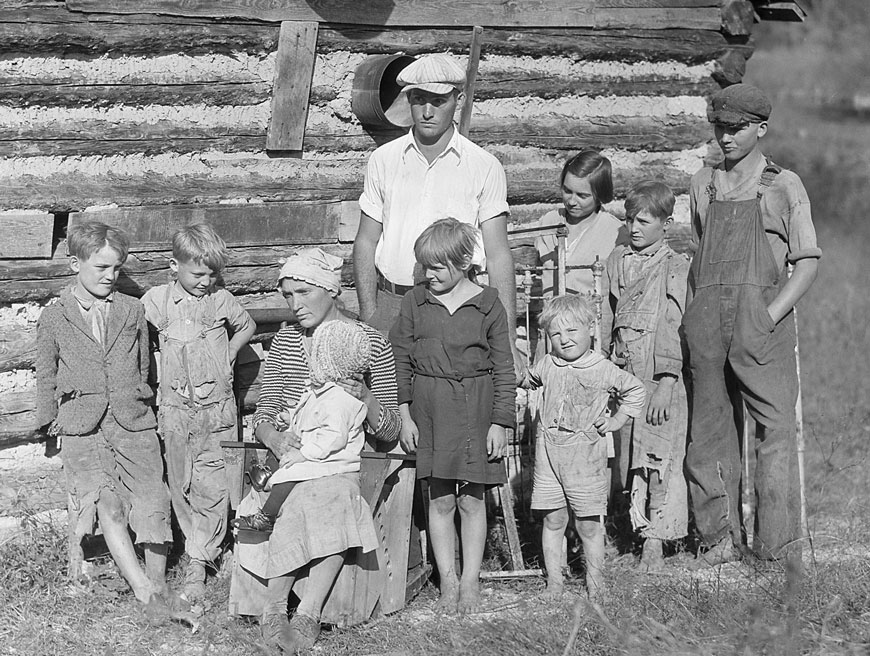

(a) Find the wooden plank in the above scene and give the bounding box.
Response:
[0,75,712,109]
[68,202,343,252]
[0,389,38,438]
[497,458,524,570]
[596,0,718,6]
[0,325,37,372]
[594,7,721,29]
[0,213,54,259]
[67,0,598,27]
[266,21,318,152]
[0,13,750,63]
[376,462,416,614]
[0,152,698,211]
[458,25,483,138]
[0,82,273,108]
[720,0,755,36]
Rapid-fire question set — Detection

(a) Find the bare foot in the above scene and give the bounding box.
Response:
[457,578,482,615]
[639,538,665,574]
[435,577,459,615]
[540,578,565,601]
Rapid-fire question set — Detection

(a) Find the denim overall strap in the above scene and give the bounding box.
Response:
[158,286,233,407]
[611,248,669,382]
[692,164,781,290]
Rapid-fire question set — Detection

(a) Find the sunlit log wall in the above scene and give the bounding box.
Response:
[0,0,755,501]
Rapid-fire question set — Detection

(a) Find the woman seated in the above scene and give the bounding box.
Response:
[229,248,400,653]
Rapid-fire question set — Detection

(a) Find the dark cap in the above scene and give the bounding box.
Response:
[708,83,772,126]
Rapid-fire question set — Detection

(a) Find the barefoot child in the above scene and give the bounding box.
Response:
[684,84,820,567]
[606,181,690,572]
[527,295,645,599]
[232,319,372,533]
[36,221,186,617]
[391,218,515,614]
[142,223,255,599]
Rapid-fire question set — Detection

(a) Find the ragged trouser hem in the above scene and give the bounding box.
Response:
[160,400,235,562]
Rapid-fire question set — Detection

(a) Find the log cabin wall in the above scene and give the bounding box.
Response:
[0,0,757,512]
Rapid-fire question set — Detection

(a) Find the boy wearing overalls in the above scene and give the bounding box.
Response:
[606,181,690,573]
[683,85,821,567]
[143,223,255,599]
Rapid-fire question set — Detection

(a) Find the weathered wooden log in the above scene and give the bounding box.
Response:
[0,389,37,440]
[68,201,348,252]
[0,153,696,211]
[0,82,274,108]
[66,0,721,30]
[720,0,755,36]
[0,76,717,111]
[0,118,713,159]
[0,213,54,258]
[0,9,751,63]
[0,325,36,372]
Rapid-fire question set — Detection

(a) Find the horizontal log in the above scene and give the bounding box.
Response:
[0,151,697,211]
[0,111,712,159]
[66,0,724,30]
[595,7,719,29]
[0,82,273,108]
[0,213,54,258]
[69,201,347,252]
[0,230,548,303]
[0,74,715,111]
[0,7,750,62]
[0,148,697,211]
[0,389,37,437]
[0,324,36,372]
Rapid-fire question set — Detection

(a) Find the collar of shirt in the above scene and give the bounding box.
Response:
[170,280,204,303]
[72,289,114,311]
[549,350,604,369]
[623,241,666,259]
[310,381,339,397]
[402,124,463,166]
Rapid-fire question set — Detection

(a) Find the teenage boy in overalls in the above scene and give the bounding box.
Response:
[683,84,821,567]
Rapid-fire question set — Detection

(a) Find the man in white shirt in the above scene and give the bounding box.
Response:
[354,54,519,371]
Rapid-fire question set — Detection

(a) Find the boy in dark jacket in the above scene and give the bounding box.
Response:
[36,221,185,616]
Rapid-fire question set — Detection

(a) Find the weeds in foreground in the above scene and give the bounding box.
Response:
[2,512,868,656]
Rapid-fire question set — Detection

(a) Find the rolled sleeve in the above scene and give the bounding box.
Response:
[218,289,255,334]
[785,200,822,262]
[477,158,510,223]
[359,152,385,223]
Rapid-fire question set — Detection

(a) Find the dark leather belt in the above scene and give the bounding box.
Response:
[377,271,414,296]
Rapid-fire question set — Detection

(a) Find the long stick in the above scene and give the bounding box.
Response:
[458,26,483,138]
[792,270,807,537]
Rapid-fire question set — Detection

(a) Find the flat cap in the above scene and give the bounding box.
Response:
[397,54,466,95]
[708,83,772,126]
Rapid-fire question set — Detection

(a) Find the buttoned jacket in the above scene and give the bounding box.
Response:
[36,287,156,435]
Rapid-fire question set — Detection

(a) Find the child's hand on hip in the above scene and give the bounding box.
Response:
[594,411,629,435]
[487,425,508,461]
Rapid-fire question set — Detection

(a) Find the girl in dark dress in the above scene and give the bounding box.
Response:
[390,218,515,615]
